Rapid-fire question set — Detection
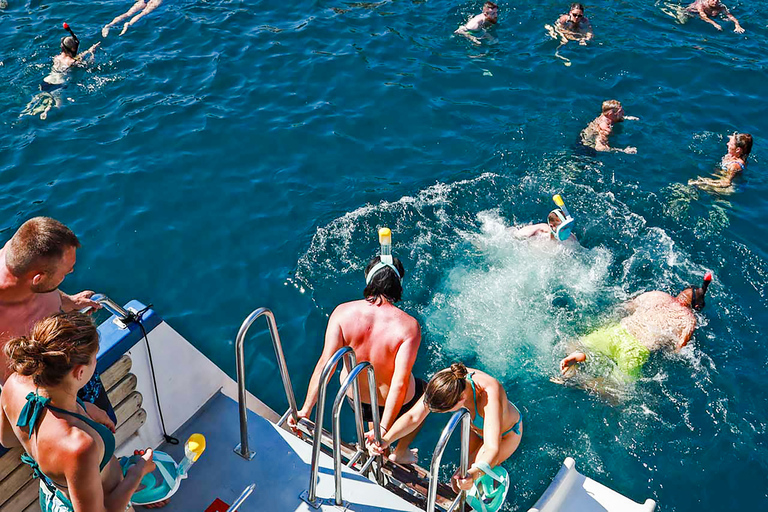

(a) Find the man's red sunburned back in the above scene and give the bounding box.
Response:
[333,299,420,404]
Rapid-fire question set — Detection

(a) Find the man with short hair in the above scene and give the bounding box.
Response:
[455,2,499,44]
[581,99,639,154]
[687,0,744,33]
[290,255,423,464]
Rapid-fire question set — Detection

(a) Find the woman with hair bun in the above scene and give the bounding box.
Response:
[0,312,157,512]
[366,362,522,491]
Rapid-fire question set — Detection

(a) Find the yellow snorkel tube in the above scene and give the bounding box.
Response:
[550,194,575,241]
[365,227,401,284]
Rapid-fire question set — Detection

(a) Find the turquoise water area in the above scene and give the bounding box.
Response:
[2,0,767,509]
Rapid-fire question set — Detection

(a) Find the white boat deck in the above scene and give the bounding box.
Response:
[156,390,423,512]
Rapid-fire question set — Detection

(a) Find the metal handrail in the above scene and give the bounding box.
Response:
[80,293,133,325]
[234,308,299,460]
[331,362,384,506]
[306,346,364,505]
[226,483,256,512]
[427,409,471,512]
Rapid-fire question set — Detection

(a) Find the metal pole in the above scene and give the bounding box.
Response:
[365,366,384,484]
[426,409,471,512]
[85,293,132,322]
[307,347,356,504]
[234,307,299,460]
[226,483,256,512]
[332,363,381,507]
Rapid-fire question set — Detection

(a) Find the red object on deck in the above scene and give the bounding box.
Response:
[205,498,230,512]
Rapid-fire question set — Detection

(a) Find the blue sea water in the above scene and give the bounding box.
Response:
[1,0,767,509]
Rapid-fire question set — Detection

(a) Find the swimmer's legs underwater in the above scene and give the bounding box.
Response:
[21,91,61,120]
[103,0,147,37]
[119,0,163,37]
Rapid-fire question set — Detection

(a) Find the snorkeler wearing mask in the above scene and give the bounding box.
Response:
[22,23,101,120]
[514,195,579,243]
[288,228,425,465]
[559,272,713,392]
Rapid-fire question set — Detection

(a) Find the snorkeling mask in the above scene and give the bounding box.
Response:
[690,271,712,310]
[548,194,575,242]
[365,227,402,284]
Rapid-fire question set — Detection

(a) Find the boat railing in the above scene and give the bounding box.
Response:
[300,346,365,507]
[233,308,299,460]
[331,361,384,506]
[226,483,256,512]
[427,409,471,512]
[80,293,133,327]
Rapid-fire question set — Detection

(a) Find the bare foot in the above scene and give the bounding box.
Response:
[102,26,110,37]
[388,448,418,465]
[120,23,130,36]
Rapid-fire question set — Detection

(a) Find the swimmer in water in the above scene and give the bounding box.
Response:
[455,2,499,45]
[687,0,744,33]
[21,24,100,120]
[102,0,163,37]
[558,273,712,395]
[514,195,579,243]
[581,100,639,154]
[689,132,753,190]
[554,3,593,45]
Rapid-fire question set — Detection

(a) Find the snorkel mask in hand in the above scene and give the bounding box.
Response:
[365,227,402,284]
[548,194,575,242]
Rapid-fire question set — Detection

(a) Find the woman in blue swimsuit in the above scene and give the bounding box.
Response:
[690,132,753,189]
[367,363,522,491]
[0,313,155,512]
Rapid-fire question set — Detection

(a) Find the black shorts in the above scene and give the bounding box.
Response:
[351,378,426,424]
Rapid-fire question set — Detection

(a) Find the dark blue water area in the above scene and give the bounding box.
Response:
[1,0,767,509]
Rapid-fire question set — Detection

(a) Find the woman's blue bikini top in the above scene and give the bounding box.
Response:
[17,391,116,492]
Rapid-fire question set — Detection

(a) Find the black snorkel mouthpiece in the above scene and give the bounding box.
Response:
[61,22,79,56]
[691,271,713,310]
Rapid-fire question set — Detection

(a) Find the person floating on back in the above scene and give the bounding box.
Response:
[102,0,163,37]
[513,194,579,243]
[288,228,425,465]
[687,0,744,33]
[558,273,713,397]
[555,3,593,45]
[689,132,753,190]
[581,100,639,154]
[455,2,499,44]
[21,23,100,120]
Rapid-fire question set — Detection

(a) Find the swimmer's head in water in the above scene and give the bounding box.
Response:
[569,3,585,19]
[424,363,469,412]
[602,100,625,122]
[728,133,753,160]
[678,271,713,310]
[483,2,499,23]
[364,255,405,304]
[60,23,79,57]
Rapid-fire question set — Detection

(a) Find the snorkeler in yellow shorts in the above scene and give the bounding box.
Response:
[560,273,713,387]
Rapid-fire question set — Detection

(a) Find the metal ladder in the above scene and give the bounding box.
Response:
[232,307,470,511]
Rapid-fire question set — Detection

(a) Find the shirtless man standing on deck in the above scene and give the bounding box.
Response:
[559,273,712,390]
[289,255,423,464]
[0,218,113,427]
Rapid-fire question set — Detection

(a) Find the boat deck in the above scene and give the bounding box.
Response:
[155,391,423,512]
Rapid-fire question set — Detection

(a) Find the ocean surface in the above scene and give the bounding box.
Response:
[1,0,767,509]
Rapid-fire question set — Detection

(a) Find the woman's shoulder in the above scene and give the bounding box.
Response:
[37,419,100,470]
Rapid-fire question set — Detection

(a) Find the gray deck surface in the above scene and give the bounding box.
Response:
[148,391,422,512]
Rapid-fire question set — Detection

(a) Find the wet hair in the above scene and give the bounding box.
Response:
[547,211,563,228]
[734,133,753,159]
[4,312,99,388]
[570,3,585,11]
[364,256,405,304]
[424,363,469,412]
[602,100,622,114]
[484,2,498,9]
[61,36,79,57]
[5,217,80,276]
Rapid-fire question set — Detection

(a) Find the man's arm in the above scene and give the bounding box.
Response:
[512,223,549,239]
[76,42,101,62]
[59,290,101,312]
[676,319,696,351]
[378,324,421,431]
[724,8,744,33]
[290,308,346,425]
[697,6,723,30]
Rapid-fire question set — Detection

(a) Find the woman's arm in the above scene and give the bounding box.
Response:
[689,166,739,188]
[455,381,504,489]
[0,405,21,448]
[368,400,429,455]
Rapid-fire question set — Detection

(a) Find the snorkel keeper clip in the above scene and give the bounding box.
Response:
[365,227,402,284]
[549,194,575,241]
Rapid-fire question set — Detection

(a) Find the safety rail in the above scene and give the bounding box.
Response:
[233,308,299,460]
[331,361,384,506]
[80,293,133,327]
[427,409,471,512]
[226,483,256,512]
[300,346,366,507]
